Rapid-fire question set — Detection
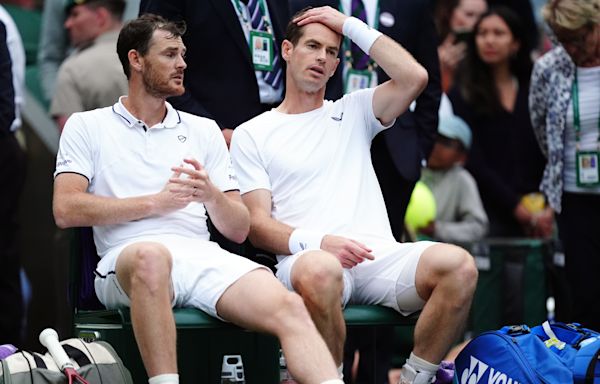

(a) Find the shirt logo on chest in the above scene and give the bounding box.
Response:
[177,135,187,143]
[331,112,344,121]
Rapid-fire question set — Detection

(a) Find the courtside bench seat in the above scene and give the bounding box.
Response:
[73,305,418,383]
[75,304,418,329]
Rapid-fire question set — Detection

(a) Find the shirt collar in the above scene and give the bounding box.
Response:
[112,96,181,129]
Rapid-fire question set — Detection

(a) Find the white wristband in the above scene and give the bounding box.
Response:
[342,16,383,55]
[288,228,325,255]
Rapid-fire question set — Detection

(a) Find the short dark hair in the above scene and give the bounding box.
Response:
[284,7,312,45]
[116,14,186,79]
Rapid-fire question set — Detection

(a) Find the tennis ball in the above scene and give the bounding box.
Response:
[405,181,437,231]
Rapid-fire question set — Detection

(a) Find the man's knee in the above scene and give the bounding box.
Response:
[272,291,315,330]
[292,251,343,299]
[118,243,172,294]
[450,246,478,291]
[418,244,478,298]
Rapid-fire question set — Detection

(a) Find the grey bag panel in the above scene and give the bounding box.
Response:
[0,339,133,384]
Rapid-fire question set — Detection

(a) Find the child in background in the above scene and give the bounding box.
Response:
[419,114,488,243]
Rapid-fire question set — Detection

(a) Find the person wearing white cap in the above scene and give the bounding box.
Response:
[419,114,489,243]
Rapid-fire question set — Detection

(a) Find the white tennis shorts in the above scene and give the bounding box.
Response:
[276,239,436,316]
[94,234,268,318]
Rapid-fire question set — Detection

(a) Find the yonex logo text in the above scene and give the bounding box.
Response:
[460,356,521,384]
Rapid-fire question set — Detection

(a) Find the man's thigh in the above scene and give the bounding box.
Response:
[350,241,435,315]
[94,234,266,318]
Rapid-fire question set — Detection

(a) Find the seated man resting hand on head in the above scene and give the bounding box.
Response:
[230,7,478,384]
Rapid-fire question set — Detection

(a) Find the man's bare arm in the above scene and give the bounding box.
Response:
[53,172,186,228]
[294,6,428,126]
[53,158,249,243]
[241,189,294,254]
[370,35,428,126]
[242,189,373,268]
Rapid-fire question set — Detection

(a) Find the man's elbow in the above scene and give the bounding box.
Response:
[229,227,250,244]
[53,212,71,229]
[413,66,429,95]
[53,203,75,229]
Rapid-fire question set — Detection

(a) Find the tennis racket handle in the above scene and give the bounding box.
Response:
[39,328,73,370]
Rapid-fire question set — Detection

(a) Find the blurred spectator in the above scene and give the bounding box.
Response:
[488,0,539,58]
[448,6,551,238]
[529,0,600,329]
[434,0,488,92]
[420,113,488,243]
[50,0,128,131]
[0,5,25,132]
[288,1,441,382]
[139,0,289,147]
[0,18,27,346]
[38,0,139,103]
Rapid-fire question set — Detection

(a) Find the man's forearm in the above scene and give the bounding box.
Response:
[204,192,250,244]
[53,191,157,229]
[248,215,295,255]
[368,35,427,97]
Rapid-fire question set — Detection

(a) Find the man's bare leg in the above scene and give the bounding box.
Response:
[115,242,177,377]
[412,244,477,362]
[217,269,340,384]
[400,244,478,383]
[290,251,346,365]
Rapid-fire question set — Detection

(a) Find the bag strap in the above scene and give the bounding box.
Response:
[63,344,92,368]
[573,338,600,384]
[31,353,46,369]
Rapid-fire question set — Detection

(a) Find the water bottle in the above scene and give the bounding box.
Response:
[279,349,297,383]
[220,354,245,383]
[0,344,17,360]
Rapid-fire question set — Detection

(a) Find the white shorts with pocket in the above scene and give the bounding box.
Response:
[275,239,436,316]
[94,234,268,319]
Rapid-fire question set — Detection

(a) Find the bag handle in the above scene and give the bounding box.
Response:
[573,338,600,384]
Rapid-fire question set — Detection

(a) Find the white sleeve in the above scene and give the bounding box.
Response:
[230,127,271,195]
[344,88,395,140]
[54,113,94,181]
[203,121,239,192]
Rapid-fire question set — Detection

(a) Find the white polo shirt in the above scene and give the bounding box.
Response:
[55,98,238,256]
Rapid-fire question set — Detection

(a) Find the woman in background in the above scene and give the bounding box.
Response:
[529,0,600,329]
[434,0,488,92]
[448,6,551,238]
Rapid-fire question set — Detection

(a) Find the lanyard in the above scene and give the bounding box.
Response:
[340,0,380,69]
[232,0,271,33]
[572,71,600,145]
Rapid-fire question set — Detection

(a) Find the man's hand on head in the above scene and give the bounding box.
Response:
[293,6,348,34]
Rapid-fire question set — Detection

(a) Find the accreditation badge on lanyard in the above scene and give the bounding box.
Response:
[576,151,600,186]
[572,72,600,187]
[344,68,373,94]
[250,30,274,71]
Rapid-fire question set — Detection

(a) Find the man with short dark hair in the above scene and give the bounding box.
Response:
[53,14,342,384]
[231,7,478,384]
[51,0,128,131]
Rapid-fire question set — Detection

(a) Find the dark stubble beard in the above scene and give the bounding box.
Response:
[142,61,185,98]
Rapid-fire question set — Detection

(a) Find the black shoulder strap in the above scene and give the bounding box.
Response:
[32,352,46,369]
[63,344,92,368]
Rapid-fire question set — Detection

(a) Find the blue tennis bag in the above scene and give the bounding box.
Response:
[453,321,600,383]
